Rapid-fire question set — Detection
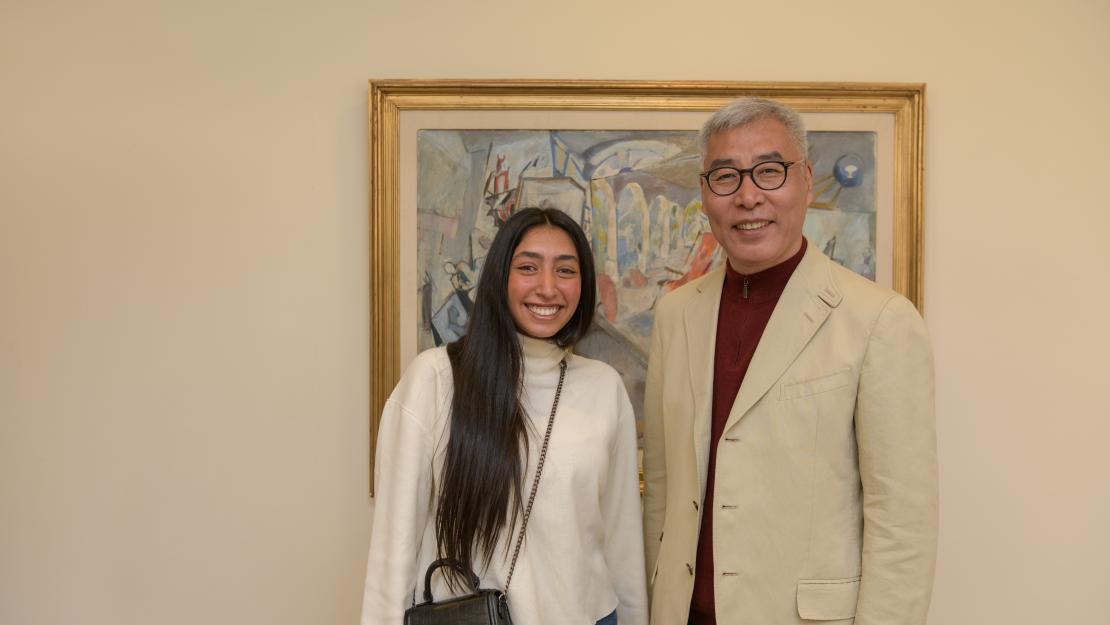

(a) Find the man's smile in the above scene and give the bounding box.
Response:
[734,220,773,231]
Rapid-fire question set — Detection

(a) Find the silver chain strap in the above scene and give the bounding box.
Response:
[503,357,566,592]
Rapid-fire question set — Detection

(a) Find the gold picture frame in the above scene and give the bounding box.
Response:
[368,79,925,494]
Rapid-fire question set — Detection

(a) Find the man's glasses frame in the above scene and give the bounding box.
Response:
[700,160,804,196]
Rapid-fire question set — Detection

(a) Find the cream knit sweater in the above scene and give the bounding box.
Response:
[362,335,648,625]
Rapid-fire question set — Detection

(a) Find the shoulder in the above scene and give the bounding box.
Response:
[565,351,637,435]
[654,266,724,322]
[567,350,623,386]
[402,345,453,381]
[802,251,918,322]
[566,351,633,405]
[818,258,928,343]
[388,346,454,412]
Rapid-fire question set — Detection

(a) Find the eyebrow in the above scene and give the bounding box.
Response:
[514,251,579,262]
[708,151,787,168]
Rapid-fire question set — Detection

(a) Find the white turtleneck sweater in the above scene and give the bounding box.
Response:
[361,335,648,625]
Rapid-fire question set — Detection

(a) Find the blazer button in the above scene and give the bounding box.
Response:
[686,563,694,575]
[691,500,698,511]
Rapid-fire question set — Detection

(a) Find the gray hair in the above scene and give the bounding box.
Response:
[698,97,808,159]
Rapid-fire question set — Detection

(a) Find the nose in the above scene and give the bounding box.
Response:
[733,175,763,210]
[536,268,558,297]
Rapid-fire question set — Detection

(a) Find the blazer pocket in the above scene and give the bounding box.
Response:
[796,577,860,621]
[779,368,853,400]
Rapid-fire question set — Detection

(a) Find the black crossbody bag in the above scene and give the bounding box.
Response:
[404,358,566,625]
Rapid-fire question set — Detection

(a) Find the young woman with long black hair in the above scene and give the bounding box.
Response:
[361,208,647,625]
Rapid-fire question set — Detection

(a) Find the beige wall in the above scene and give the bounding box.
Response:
[2,0,1108,623]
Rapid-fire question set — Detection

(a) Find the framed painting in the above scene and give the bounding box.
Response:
[368,80,925,493]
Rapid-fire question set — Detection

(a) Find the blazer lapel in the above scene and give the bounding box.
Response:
[683,266,725,498]
[723,246,841,434]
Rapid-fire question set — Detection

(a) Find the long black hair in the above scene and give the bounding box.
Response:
[435,207,596,583]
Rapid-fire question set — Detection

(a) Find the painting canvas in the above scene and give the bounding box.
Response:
[415,128,879,430]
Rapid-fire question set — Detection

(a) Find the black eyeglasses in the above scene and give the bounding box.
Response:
[700,160,804,196]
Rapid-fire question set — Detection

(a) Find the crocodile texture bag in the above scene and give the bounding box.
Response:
[403,559,512,625]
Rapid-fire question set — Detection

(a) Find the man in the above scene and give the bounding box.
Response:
[642,98,937,625]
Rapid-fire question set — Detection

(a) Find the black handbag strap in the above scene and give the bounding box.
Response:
[419,357,567,603]
[504,357,566,592]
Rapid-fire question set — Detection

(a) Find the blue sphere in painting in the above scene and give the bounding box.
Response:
[833,153,866,187]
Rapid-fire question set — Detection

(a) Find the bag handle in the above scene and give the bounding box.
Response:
[421,558,481,602]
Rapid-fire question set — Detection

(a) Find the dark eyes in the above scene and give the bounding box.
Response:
[707,162,787,180]
[512,263,578,275]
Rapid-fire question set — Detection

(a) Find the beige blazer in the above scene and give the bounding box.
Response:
[642,244,938,625]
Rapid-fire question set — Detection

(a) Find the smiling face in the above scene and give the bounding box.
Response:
[506,225,582,339]
[701,117,813,275]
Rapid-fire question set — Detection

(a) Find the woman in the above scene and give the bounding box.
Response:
[362,208,647,625]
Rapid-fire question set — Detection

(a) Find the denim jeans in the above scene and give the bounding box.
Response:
[595,609,617,625]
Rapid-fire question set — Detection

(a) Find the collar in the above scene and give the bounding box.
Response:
[519,333,566,377]
[722,238,808,303]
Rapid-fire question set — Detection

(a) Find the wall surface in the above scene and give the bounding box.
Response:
[2,1,1108,624]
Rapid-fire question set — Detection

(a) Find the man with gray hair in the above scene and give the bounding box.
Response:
[641,97,938,624]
